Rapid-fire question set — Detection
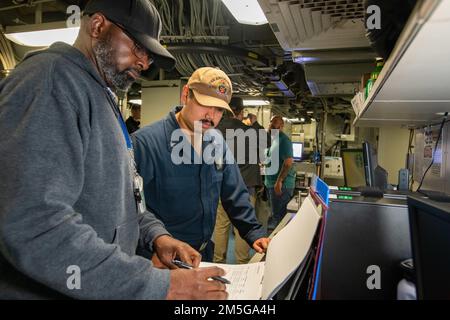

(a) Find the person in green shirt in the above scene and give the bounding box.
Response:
[264,116,296,233]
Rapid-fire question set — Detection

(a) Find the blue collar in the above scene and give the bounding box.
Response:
[163,106,183,151]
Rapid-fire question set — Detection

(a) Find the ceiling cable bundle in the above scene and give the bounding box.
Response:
[150,0,242,76]
[147,0,271,97]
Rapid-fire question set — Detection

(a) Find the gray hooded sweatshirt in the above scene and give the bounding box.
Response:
[0,42,171,299]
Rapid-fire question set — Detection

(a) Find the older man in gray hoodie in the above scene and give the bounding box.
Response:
[0,0,226,299]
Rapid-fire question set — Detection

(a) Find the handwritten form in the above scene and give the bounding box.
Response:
[200,261,265,300]
[200,195,321,300]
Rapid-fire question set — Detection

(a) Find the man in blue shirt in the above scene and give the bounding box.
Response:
[133,67,270,262]
[264,116,296,234]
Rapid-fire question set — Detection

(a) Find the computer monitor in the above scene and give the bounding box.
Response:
[341,149,366,187]
[362,141,388,190]
[319,197,412,299]
[292,142,303,161]
[408,195,450,299]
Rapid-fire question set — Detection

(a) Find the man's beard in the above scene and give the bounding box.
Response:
[93,35,138,92]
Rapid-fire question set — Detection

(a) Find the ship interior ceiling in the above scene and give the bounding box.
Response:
[3,0,450,302]
[0,0,427,169]
[0,0,377,126]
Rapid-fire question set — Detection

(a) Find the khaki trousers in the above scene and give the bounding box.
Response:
[213,194,256,264]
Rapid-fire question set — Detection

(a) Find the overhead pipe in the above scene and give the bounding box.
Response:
[166,43,269,67]
[0,0,55,12]
[292,49,377,65]
[35,3,42,24]
[319,98,329,179]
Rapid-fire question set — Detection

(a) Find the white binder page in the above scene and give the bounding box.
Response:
[261,196,321,300]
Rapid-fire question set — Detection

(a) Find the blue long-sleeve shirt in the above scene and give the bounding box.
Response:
[133,107,266,247]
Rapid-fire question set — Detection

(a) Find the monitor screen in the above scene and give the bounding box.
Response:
[408,195,450,299]
[341,149,366,188]
[292,142,303,161]
[363,141,388,190]
[363,141,377,187]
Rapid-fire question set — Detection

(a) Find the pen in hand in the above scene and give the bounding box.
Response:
[172,259,231,284]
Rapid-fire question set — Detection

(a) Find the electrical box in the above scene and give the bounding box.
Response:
[398,169,410,191]
[338,134,356,142]
[323,156,344,179]
[303,139,314,153]
[291,133,305,143]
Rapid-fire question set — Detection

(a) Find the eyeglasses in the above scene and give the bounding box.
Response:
[108,19,153,63]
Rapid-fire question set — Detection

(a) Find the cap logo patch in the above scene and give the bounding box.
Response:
[218,84,228,95]
[208,77,229,96]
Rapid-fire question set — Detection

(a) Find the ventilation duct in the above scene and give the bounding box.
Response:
[258,0,376,97]
[258,0,368,50]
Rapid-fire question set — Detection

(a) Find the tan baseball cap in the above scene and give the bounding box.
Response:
[187,67,233,113]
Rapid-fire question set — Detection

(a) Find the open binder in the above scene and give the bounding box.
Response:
[201,195,322,300]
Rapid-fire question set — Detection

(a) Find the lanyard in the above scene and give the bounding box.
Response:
[105,87,133,150]
[118,114,133,150]
[104,87,147,213]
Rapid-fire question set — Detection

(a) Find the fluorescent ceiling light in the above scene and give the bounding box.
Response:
[5,22,79,47]
[243,99,270,106]
[129,99,142,105]
[284,118,305,123]
[221,0,268,25]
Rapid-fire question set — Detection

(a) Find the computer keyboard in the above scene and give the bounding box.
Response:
[359,186,384,198]
[419,190,450,202]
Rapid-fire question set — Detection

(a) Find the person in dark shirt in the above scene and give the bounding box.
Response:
[126,103,141,134]
[213,98,267,264]
[243,113,257,127]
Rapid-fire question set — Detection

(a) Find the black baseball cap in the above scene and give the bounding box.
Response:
[229,96,244,115]
[83,0,176,71]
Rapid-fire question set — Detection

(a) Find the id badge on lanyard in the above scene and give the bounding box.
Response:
[106,87,147,214]
[132,159,147,214]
